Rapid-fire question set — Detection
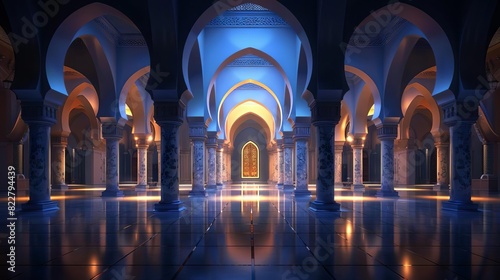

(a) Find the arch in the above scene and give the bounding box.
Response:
[225,100,274,144]
[345,3,454,96]
[46,2,142,95]
[218,79,282,133]
[345,65,382,120]
[183,0,313,97]
[206,48,293,120]
[241,141,259,179]
[118,66,151,121]
[403,82,443,136]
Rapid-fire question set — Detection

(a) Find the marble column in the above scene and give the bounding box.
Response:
[205,133,217,190]
[376,123,399,197]
[188,119,207,196]
[334,142,344,188]
[154,101,185,212]
[51,135,69,190]
[216,140,223,188]
[135,137,149,190]
[21,102,59,211]
[308,100,341,212]
[226,145,233,183]
[156,140,161,187]
[394,138,416,186]
[293,119,311,196]
[351,136,365,190]
[442,120,478,211]
[15,140,24,175]
[433,133,450,191]
[221,144,227,183]
[101,122,124,197]
[276,140,284,188]
[481,142,496,179]
[282,132,294,191]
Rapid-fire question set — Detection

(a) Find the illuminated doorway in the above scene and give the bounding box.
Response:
[242,141,259,178]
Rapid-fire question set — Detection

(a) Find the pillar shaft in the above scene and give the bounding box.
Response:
[277,144,284,188]
[293,119,311,196]
[434,134,450,190]
[153,101,185,211]
[334,142,343,187]
[309,124,340,211]
[205,136,217,190]
[191,139,205,193]
[21,102,59,211]
[100,122,124,197]
[352,137,365,190]
[282,132,294,190]
[135,137,149,190]
[51,136,68,190]
[216,141,223,187]
[156,140,161,187]
[155,122,184,210]
[376,123,399,197]
[482,142,495,178]
[442,121,478,211]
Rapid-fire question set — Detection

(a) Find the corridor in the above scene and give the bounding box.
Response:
[3,185,500,280]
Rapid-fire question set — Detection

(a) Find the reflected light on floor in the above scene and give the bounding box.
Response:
[334,196,381,201]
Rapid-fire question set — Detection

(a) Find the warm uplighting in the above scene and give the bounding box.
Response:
[148,135,153,142]
[125,104,133,117]
[346,135,353,142]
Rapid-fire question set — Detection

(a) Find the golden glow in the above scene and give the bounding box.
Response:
[148,135,153,142]
[241,141,259,179]
[346,135,353,142]
[125,104,133,116]
[218,79,283,134]
[367,104,374,117]
[225,100,275,142]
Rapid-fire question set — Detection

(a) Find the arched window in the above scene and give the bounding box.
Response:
[241,141,259,178]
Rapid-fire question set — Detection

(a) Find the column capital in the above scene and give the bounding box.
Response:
[292,117,311,140]
[280,131,294,147]
[432,132,450,146]
[134,136,151,148]
[101,122,124,140]
[350,136,365,148]
[21,101,58,125]
[206,132,219,147]
[188,117,208,140]
[309,100,341,125]
[334,141,344,152]
[375,123,398,140]
[154,101,184,125]
[441,100,478,127]
[51,135,68,146]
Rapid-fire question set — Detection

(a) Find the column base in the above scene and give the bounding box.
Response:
[309,200,340,212]
[433,183,450,191]
[376,190,399,197]
[216,183,224,190]
[480,174,496,180]
[283,184,294,191]
[352,184,365,191]
[205,184,217,190]
[154,200,186,212]
[189,190,207,197]
[135,184,148,191]
[51,184,68,190]
[276,183,283,189]
[21,200,59,212]
[102,189,124,197]
[293,189,311,196]
[442,200,479,212]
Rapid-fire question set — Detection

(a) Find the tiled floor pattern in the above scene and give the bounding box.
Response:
[1,184,500,279]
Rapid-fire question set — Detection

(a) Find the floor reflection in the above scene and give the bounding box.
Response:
[2,185,500,279]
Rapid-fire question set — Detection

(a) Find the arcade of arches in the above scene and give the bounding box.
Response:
[1,0,498,211]
[1,1,500,278]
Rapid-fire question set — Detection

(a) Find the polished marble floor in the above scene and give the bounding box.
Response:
[2,184,500,280]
